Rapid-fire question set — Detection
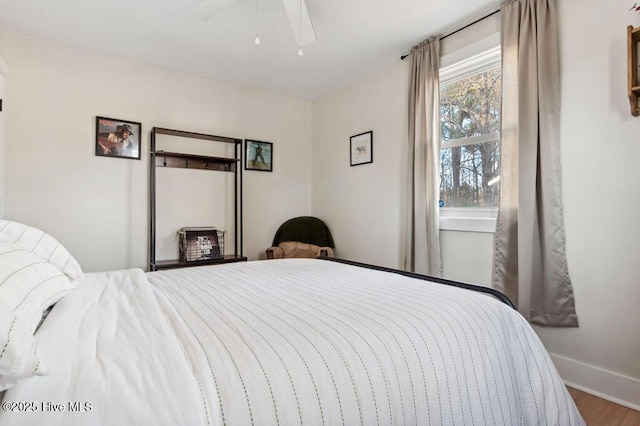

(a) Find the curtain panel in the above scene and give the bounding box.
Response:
[493,0,579,326]
[405,38,442,276]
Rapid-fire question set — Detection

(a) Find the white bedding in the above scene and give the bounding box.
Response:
[0,259,584,425]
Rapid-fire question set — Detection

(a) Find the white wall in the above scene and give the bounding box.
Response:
[311,61,407,268]
[312,0,640,409]
[441,231,493,285]
[0,58,6,219]
[0,29,312,272]
[534,0,640,408]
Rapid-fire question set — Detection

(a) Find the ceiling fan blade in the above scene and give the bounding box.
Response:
[187,0,239,21]
[280,0,317,46]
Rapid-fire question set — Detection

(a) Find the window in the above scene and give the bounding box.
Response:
[439,46,501,232]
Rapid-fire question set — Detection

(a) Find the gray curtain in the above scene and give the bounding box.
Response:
[406,38,442,276]
[493,0,578,326]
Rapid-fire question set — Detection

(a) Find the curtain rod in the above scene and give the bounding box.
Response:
[400,9,500,60]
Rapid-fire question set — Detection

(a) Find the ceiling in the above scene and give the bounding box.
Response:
[0,0,498,100]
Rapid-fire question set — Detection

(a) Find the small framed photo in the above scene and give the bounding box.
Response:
[350,130,373,166]
[245,140,273,172]
[95,116,141,160]
[179,227,223,262]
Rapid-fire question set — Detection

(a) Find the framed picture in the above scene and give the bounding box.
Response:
[350,130,373,166]
[245,139,273,172]
[95,116,141,160]
[179,227,223,262]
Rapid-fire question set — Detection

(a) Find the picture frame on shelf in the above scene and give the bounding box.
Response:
[179,227,224,262]
[245,139,273,172]
[350,130,373,166]
[95,116,141,160]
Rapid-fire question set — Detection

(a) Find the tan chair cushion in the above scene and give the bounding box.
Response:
[266,242,334,259]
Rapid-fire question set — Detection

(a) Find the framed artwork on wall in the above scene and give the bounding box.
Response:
[245,140,273,172]
[95,116,141,160]
[350,130,373,166]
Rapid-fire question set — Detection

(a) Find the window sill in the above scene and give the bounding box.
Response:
[439,208,497,233]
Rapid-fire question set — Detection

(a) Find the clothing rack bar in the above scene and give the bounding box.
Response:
[400,8,500,60]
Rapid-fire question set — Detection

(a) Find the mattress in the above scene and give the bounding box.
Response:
[0,258,584,425]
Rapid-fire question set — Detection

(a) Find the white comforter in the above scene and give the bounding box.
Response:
[0,259,584,425]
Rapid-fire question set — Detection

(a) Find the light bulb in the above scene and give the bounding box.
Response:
[254,35,261,45]
[298,47,304,56]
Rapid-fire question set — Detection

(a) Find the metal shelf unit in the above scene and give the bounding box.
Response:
[149,127,244,271]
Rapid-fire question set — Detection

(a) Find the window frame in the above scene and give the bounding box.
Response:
[439,45,502,233]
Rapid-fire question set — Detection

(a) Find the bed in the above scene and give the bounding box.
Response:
[0,221,584,425]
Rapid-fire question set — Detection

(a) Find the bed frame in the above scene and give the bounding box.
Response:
[317,256,515,309]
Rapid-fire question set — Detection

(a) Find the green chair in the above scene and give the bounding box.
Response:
[266,216,335,259]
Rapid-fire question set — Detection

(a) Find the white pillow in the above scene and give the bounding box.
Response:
[0,221,81,389]
[0,220,83,280]
[0,305,46,391]
[0,242,78,334]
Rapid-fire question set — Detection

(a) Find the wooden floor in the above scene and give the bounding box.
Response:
[568,387,640,425]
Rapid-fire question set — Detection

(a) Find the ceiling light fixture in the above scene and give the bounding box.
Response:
[188,0,317,55]
[254,0,261,45]
[297,0,303,56]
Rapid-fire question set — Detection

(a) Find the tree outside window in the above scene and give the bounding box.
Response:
[440,61,501,208]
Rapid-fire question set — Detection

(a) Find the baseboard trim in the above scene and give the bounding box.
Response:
[549,353,640,411]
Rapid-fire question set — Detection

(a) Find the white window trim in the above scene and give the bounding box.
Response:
[438,45,501,234]
[441,132,500,150]
[440,45,501,85]
[439,208,497,233]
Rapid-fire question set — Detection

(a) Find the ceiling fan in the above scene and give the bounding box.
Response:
[188,0,317,47]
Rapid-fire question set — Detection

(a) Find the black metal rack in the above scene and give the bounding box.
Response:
[149,127,245,271]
